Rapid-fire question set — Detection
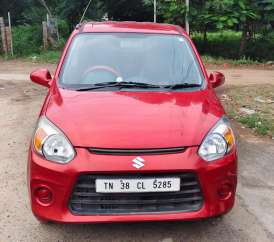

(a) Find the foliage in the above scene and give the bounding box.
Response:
[156,0,187,26]
[192,30,274,61]
[192,31,241,58]
[22,0,59,24]
[239,114,272,136]
[58,19,70,38]
[106,0,153,22]
[245,31,274,61]
[31,50,61,63]
[154,0,273,56]
[58,0,106,29]
[12,25,42,56]
[0,0,27,25]
[0,0,273,60]
[201,55,260,65]
[11,25,65,57]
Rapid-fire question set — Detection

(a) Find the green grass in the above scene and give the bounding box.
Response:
[30,50,61,63]
[1,50,61,63]
[239,114,272,136]
[0,55,9,61]
[201,55,261,65]
[221,84,274,137]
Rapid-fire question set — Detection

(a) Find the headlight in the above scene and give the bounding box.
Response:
[33,116,75,163]
[198,116,235,162]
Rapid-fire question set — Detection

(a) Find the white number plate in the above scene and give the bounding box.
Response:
[96,177,180,193]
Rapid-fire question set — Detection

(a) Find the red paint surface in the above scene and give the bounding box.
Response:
[28,21,237,223]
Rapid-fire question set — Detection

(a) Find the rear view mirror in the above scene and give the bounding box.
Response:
[209,71,225,88]
[30,69,52,88]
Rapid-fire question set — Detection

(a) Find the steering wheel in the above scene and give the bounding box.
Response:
[81,65,121,83]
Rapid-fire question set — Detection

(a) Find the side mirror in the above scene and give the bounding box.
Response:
[30,69,52,88]
[209,71,225,88]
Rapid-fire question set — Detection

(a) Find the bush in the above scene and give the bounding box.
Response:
[12,25,42,56]
[192,31,274,62]
[12,23,67,57]
[245,32,274,61]
[58,19,70,39]
[35,50,61,63]
[10,26,273,62]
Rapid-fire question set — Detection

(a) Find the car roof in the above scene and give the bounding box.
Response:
[77,21,186,35]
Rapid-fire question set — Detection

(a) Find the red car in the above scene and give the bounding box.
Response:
[28,21,237,223]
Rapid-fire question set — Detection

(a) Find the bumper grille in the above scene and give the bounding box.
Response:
[69,173,203,215]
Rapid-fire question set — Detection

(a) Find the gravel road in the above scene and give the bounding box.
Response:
[0,60,274,242]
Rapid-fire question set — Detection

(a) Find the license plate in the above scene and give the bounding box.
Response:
[96,177,180,193]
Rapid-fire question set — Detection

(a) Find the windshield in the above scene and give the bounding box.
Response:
[59,33,205,90]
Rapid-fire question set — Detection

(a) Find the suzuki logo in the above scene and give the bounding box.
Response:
[132,156,145,169]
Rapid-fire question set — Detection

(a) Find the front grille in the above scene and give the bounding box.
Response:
[69,173,203,215]
[88,147,186,155]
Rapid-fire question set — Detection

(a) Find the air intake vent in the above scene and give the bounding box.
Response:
[69,173,203,215]
[88,147,186,155]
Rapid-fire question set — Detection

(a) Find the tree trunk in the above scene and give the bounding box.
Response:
[39,0,59,46]
[39,0,52,17]
[46,16,59,46]
[203,27,207,42]
[239,24,248,57]
[203,25,208,52]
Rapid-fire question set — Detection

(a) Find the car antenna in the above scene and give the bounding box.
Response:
[78,0,93,25]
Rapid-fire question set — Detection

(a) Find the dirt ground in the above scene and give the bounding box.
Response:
[0,60,274,242]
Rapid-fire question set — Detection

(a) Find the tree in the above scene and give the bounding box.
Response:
[152,0,268,56]
[105,0,153,21]
[39,0,53,16]
[23,0,59,24]
[59,0,105,29]
[158,0,187,26]
[0,0,27,24]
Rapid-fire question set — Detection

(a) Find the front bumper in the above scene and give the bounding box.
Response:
[28,146,237,223]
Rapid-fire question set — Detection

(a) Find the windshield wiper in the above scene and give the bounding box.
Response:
[164,83,201,90]
[96,81,162,88]
[75,83,118,91]
[74,81,201,91]
[75,81,162,91]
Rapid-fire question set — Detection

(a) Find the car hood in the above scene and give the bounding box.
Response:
[45,88,224,148]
